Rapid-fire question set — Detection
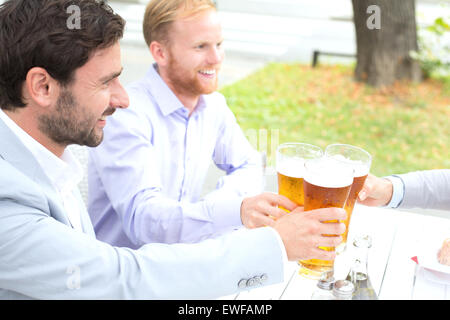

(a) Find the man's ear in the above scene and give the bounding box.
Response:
[23,67,59,108]
[149,41,169,67]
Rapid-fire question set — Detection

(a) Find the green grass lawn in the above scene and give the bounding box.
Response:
[220,63,450,176]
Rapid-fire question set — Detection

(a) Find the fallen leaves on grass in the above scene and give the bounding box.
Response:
[221,63,450,175]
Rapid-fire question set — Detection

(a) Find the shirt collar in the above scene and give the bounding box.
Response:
[145,63,207,118]
[0,109,83,193]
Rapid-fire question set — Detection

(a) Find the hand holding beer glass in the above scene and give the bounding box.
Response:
[276,143,323,209]
[298,157,354,279]
[324,144,372,253]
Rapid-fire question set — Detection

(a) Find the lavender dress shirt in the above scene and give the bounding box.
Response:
[88,64,263,248]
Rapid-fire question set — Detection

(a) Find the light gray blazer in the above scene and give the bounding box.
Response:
[0,119,284,299]
[397,169,450,210]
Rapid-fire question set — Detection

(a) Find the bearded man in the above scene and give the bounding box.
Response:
[0,0,346,299]
[88,0,297,247]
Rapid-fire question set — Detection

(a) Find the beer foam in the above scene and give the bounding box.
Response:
[353,163,370,177]
[328,155,370,177]
[304,159,354,188]
[276,158,305,178]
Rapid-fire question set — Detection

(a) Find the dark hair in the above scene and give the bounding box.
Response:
[0,0,125,110]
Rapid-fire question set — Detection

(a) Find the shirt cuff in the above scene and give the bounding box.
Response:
[384,175,405,208]
[209,195,245,229]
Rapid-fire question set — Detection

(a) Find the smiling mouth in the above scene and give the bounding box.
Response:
[198,69,216,76]
[98,108,116,121]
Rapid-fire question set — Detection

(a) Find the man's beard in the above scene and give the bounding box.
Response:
[38,89,107,148]
[166,51,219,98]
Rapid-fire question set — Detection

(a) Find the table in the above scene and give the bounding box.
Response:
[219,205,450,300]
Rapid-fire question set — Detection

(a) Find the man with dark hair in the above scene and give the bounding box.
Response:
[0,0,345,299]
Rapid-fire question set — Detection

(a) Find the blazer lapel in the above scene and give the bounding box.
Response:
[0,119,72,227]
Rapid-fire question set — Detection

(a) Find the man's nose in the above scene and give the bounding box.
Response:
[208,46,224,65]
[110,80,129,109]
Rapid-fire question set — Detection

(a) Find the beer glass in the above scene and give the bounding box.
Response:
[276,143,323,211]
[325,144,372,253]
[299,157,354,279]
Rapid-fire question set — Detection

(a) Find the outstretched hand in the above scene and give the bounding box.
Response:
[357,173,393,207]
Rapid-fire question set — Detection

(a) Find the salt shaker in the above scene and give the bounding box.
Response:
[311,277,335,300]
[332,280,354,300]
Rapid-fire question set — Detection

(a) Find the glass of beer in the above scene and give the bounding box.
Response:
[325,144,372,253]
[299,157,354,279]
[276,143,323,210]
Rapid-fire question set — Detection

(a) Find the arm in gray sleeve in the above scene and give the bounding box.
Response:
[397,169,450,210]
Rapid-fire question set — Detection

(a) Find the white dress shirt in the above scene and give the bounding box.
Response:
[0,109,84,231]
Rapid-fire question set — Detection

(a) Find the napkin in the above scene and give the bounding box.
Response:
[411,256,450,299]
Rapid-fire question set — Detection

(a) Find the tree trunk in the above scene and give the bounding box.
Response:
[352,0,422,87]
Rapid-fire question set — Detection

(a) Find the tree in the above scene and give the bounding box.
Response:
[352,0,422,87]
